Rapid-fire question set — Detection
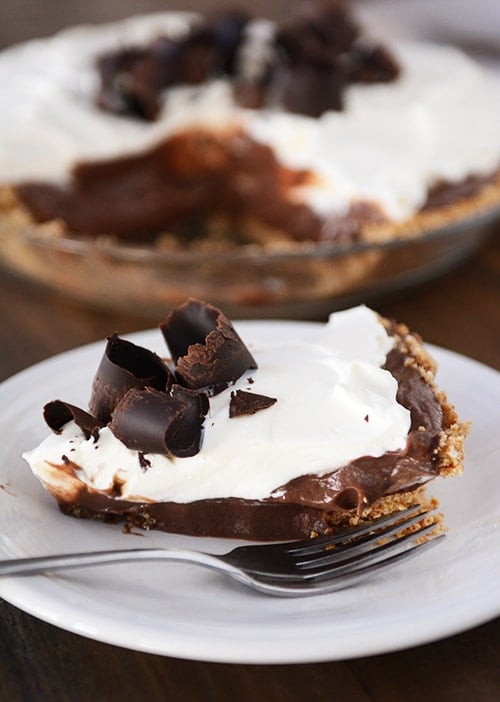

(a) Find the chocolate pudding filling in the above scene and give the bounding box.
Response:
[14,131,497,247]
[13,130,344,244]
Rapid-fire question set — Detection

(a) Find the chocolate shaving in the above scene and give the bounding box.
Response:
[95,2,399,122]
[96,47,155,120]
[109,386,208,458]
[276,1,357,116]
[275,1,399,117]
[89,333,172,424]
[170,383,210,417]
[160,299,257,394]
[349,44,400,84]
[276,2,359,69]
[207,10,251,76]
[138,452,152,472]
[43,400,103,440]
[280,62,345,116]
[96,11,249,122]
[229,390,277,418]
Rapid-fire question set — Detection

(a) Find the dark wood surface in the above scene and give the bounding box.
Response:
[1,2,499,700]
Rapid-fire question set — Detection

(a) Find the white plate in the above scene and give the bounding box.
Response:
[0,322,499,663]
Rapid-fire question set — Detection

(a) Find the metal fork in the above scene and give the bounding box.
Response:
[0,505,443,597]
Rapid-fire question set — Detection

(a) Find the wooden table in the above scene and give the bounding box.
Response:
[1,2,499,699]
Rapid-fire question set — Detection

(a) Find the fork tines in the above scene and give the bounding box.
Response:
[244,505,444,585]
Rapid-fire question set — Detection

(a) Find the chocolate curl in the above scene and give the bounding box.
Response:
[170,384,210,418]
[277,1,359,64]
[275,1,357,116]
[229,390,277,418]
[96,47,155,120]
[275,1,399,117]
[281,62,345,116]
[292,1,359,55]
[159,299,257,394]
[43,400,103,440]
[109,386,208,458]
[349,45,400,84]
[95,11,249,122]
[89,333,172,424]
[205,10,250,76]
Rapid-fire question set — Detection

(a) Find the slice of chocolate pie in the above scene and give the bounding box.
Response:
[23,299,468,540]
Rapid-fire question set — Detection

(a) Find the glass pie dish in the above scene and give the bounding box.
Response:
[0,203,498,320]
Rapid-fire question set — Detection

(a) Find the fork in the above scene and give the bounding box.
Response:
[0,505,443,597]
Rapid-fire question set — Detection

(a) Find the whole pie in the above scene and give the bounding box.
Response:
[1,1,499,251]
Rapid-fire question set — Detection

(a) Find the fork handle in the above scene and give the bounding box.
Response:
[0,548,233,577]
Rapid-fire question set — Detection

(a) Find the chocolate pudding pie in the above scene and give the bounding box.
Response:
[1,1,499,314]
[1,0,499,246]
[23,299,468,540]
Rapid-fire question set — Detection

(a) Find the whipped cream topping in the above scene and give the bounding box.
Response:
[24,306,412,504]
[1,12,500,221]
